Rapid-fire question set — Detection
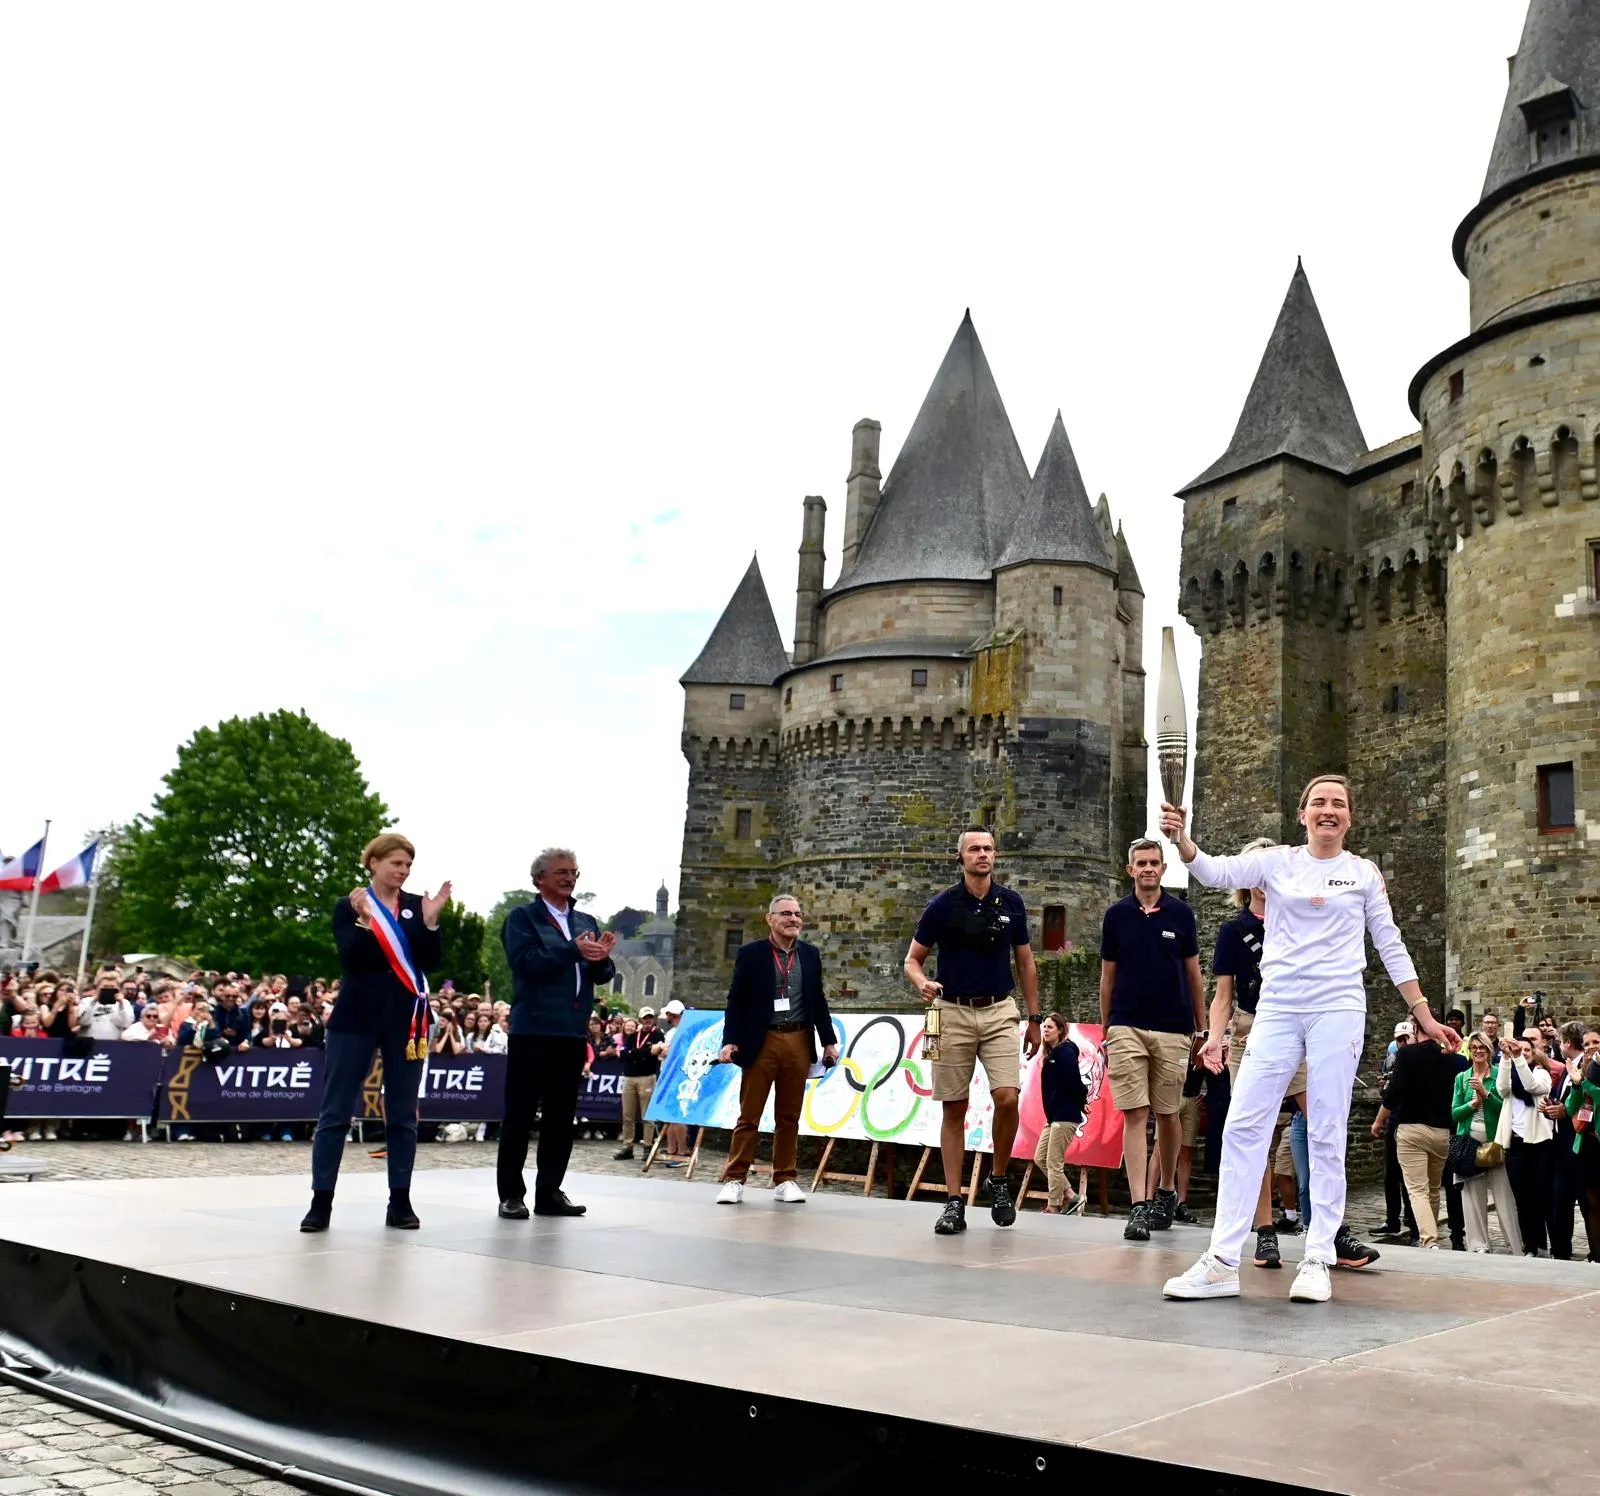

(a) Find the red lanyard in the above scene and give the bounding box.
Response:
[770,941,797,991]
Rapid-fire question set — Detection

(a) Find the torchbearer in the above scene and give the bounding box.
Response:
[1160,777,1458,1305]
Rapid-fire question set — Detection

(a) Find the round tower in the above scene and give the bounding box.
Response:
[1410,0,1600,1017]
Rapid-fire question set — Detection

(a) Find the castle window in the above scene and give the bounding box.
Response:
[1323,681,1336,713]
[830,674,844,693]
[1400,481,1415,504]
[1384,683,1408,714]
[735,809,753,840]
[729,693,746,711]
[1449,370,1465,404]
[1041,905,1067,954]
[1222,497,1238,519]
[643,975,657,998]
[723,928,743,958]
[1051,585,1063,606]
[911,669,928,688]
[611,974,624,994]
[1537,763,1575,834]
[1589,540,1600,598]
[784,687,793,707]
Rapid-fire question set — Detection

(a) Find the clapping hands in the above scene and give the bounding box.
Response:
[575,930,617,963]
[421,881,453,928]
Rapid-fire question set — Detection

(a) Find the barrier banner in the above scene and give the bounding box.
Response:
[644,1011,1122,1166]
[417,1052,506,1121]
[160,1047,323,1123]
[577,1054,624,1123]
[0,1040,164,1119]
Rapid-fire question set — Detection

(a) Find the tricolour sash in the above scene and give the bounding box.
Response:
[366,888,431,1060]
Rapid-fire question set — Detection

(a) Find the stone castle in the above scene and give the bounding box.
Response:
[676,313,1148,1002]
[676,0,1598,1027]
[1181,0,1598,1024]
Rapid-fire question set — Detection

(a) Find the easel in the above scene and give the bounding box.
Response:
[906,1146,989,1205]
[1016,1159,1096,1214]
[811,1138,896,1196]
[908,1147,1111,1216]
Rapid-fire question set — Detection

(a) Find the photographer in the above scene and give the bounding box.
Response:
[256,1001,302,1049]
[78,981,135,1042]
[1498,1030,1555,1256]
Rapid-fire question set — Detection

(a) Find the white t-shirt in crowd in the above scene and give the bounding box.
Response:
[1187,844,1418,1013]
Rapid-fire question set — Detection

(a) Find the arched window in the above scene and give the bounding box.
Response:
[643,975,657,998]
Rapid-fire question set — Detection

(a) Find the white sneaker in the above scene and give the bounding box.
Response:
[773,1180,806,1204]
[716,1180,744,1205]
[1162,1252,1240,1300]
[1291,1260,1332,1303]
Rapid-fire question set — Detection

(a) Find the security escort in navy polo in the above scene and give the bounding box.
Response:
[905,828,1042,1239]
[1098,836,1204,1242]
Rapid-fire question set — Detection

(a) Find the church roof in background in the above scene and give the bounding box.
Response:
[1179,262,1367,494]
[832,311,1029,592]
[680,556,790,686]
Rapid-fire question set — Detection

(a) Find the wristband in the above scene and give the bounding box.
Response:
[1025,1015,1040,1024]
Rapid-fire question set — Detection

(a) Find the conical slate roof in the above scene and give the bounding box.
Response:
[1094,495,1116,556]
[1480,1,1600,204]
[680,556,789,686]
[1115,523,1143,597]
[996,412,1114,571]
[1180,262,1367,494]
[834,311,1029,591]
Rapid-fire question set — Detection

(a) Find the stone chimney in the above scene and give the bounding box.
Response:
[839,419,882,576]
[792,495,827,665]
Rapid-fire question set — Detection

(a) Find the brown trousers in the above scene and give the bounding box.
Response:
[722,1027,811,1184]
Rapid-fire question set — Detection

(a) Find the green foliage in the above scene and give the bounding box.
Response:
[435,899,488,992]
[483,888,535,1001]
[1036,947,1099,1024]
[607,906,649,939]
[117,710,389,974]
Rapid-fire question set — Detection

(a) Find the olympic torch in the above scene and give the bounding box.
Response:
[1156,626,1188,820]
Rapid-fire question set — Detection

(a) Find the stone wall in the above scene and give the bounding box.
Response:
[819,580,993,652]
[1465,168,1600,329]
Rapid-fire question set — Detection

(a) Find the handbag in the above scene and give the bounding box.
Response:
[1447,1130,1482,1178]
[1477,1084,1513,1170]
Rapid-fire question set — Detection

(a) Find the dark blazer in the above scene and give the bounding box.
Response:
[502,899,616,1039]
[327,890,442,1036]
[721,938,836,1070]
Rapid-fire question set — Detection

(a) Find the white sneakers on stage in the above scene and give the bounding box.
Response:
[1290,1260,1333,1302]
[773,1180,807,1204]
[717,1180,744,1204]
[1162,1253,1240,1300]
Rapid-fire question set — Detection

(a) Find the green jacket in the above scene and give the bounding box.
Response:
[1564,1073,1600,1155]
[1451,1069,1503,1139]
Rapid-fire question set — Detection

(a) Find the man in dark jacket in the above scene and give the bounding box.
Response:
[495,847,615,1219]
[715,894,837,1205]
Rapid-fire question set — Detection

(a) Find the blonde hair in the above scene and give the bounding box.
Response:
[1297,774,1354,816]
[1230,837,1276,907]
[362,832,416,870]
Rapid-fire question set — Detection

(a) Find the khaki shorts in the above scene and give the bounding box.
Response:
[1179,1093,1201,1149]
[931,997,1021,1101]
[1272,1119,1295,1178]
[1228,1009,1309,1097]
[1105,1025,1189,1116]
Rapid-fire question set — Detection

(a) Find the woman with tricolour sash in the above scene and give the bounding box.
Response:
[301,832,449,1233]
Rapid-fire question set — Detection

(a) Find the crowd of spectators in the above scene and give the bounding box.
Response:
[1374,1001,1600,1262]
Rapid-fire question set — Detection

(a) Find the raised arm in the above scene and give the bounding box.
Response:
[1157,804,1275,890]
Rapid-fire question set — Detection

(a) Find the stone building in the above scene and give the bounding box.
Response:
[1179,0,1599,1034]
[676,313,1147,1005]
[605,882,677,1010]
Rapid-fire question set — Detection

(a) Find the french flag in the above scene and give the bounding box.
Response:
[39,843,99,895]
[0,838,46,892]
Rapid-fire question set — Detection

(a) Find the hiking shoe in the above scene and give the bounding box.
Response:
[934,1198,967,1236]
[1290,1260,1332,1302]
[1253,1226,1282,1269]
[1124,1201,1151,1241]
[1334,1225,1380,1269]
[989,1178,1017,1227]
[1272,1213,1302,1235]
[1163,1252,1240,1300]
[1369,1220,1403,1238]
[1149,1188,1177,1231]
[1173,1200,1200,1225]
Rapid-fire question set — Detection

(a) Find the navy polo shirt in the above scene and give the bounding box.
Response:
[913,881,1030,997]
[1099,892,1198,1034]
[1212,909,1264,1015]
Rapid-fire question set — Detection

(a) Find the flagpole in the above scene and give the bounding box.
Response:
[20,820,51,969]
[76,849,103,989]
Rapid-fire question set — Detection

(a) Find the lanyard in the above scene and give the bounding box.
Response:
[770,941,797,993]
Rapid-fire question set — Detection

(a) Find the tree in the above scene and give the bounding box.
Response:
[483,888,535,1002]
[607,906,650,940]
[39,823,138,965]
[435,899,488,992]
[117,710,389,973]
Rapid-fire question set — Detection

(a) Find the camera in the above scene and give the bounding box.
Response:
[958,897,1011,947]
[271,1019,287,1034]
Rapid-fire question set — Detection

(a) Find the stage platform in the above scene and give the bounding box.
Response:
[0,1168,1595,1495]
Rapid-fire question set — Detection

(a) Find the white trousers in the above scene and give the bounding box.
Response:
[1209,1006,1365,1267]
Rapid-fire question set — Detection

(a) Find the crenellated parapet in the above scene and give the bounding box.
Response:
[1430,419,1600,538]
[777,712,1008,760]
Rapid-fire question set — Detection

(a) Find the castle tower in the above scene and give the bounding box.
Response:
[1113,521,1147,859]
[676,556,789,996]
[1412,0,1600,1014]
[1178,263,1369,856]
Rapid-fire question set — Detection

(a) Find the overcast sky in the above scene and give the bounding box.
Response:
[2,3,1525,919]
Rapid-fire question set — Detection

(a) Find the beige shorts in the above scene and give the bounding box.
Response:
[1228,1008,1309,1097]
[1179,1093,1201,1149]
[1105,1025,1190,1116]
[931,996,1021,1101]
[1272,1120,1295,1178]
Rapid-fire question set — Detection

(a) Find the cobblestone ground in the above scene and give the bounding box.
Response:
[3,1136,1586,1494]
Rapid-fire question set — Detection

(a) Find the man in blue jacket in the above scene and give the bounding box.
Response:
[496,847,615,1219]
[715,894,838,1205]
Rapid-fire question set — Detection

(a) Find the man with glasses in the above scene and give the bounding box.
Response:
[1099,837,1204,1241]
[716,895,838,1204]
